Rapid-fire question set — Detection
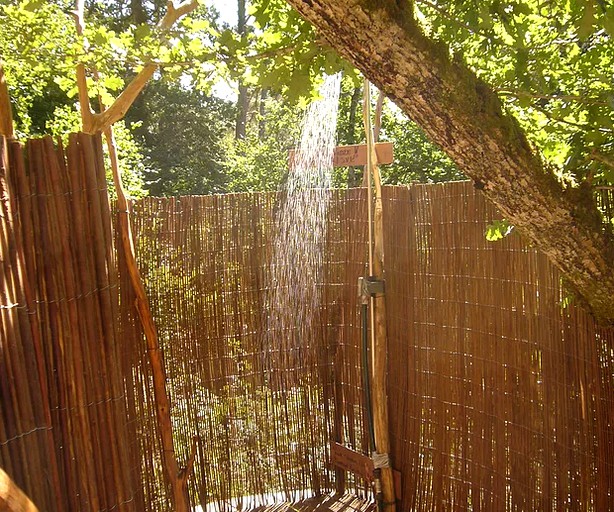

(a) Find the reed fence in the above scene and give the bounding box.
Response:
[0,134,613,511]
[0,134,142,511]
[384,183,614,511]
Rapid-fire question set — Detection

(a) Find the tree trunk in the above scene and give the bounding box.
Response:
[286,0,614,324]
[347,86,361,144]
[258,88,267,140]
[235,0,249,139]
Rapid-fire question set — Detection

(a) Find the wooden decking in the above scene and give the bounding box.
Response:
[250,493,375,512]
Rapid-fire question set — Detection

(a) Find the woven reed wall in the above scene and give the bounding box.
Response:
[384,182,614,511]
[122,190,371,511]
[0,135,142,511]
[2,133,613,511]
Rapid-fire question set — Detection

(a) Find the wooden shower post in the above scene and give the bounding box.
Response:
[362,81,396,511]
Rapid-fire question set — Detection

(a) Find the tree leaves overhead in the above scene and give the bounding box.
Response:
[216,0,359,101]
[415,0,614,186]
[219,0,613,186]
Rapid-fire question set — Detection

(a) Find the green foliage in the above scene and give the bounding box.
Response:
[224,93,303,192]
[416,0,614,186]
[486,218,514,241]
[5,0,610,198]
[127,80,235,196]
[216,0,614,188]
[217,0,360,102]
[0,0,77,136]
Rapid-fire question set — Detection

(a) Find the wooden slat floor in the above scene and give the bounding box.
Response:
[249,493,375,512]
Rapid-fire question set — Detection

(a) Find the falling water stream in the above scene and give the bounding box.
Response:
[265,74,342,375]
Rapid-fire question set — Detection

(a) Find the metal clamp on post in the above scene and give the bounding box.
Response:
[358,276,385,300]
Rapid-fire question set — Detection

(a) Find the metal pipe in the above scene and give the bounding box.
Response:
[361,300,376,452]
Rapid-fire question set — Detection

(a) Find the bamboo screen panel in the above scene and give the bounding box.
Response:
[123,189,371,511]
[0,135,142,511]
[384,182,614,511]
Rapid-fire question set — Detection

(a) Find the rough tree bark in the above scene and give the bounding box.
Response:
[235,0,249,139]
[285,0,614,325]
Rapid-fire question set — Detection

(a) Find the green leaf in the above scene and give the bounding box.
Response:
[577,0,597,40]
[486,219,514,241]
[22,0,43,12]
[134,24,150,41]
[188,38,204,53]
[262,31,282,45]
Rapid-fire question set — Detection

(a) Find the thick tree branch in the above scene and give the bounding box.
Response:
[89,63,157,132]
[158,0,200,29]
[286,0,614,324]
[590,150,614,170]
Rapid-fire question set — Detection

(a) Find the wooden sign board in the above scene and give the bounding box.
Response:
[289,142,394,169]
[330,442,402,499]
[330,442,374,482]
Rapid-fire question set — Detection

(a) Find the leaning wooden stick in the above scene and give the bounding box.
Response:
[0,467,39,512]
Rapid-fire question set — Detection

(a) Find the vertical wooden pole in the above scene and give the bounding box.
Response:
[363,81,396,511]
[0,63,14,139]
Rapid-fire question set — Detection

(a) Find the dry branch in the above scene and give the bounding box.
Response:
[105,127,193,509]
[0,63,14,139]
